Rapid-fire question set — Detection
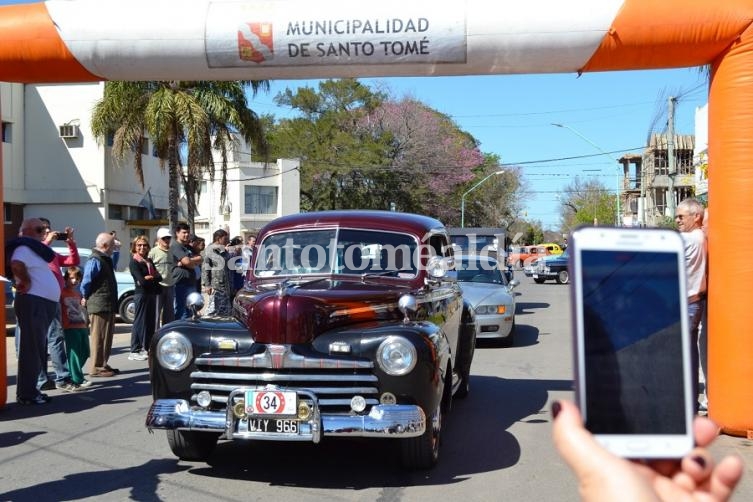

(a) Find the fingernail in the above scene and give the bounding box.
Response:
[692,455,706,468]
[551,401,562,419]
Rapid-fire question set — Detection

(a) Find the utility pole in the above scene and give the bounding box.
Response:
[667,96,676,218]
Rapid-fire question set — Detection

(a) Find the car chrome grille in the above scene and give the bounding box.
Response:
[190,348,380,414]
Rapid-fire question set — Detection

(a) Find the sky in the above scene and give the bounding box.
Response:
[1,0,709,230]
[251,71,707,230]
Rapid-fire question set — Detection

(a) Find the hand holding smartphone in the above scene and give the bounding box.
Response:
[570,227,694,459]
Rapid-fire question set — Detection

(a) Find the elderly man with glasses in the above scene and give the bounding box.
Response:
[5,218,61,404]
[675,197,708,414]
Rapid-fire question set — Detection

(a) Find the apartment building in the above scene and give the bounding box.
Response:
[1,82,299,261]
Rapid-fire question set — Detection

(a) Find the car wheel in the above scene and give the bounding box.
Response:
[166,430,219,461]
[533,278,545,284]
[401,399,442,470]
[118,294,135,324]
[556,270,570,284]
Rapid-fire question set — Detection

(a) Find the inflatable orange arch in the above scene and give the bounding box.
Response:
[1,0,752,436]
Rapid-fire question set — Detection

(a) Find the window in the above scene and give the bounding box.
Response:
[108,204,124,220]
[4,203,12,224]
[1,122,11,143]
[105,132,114,147]
[244,185,278,214]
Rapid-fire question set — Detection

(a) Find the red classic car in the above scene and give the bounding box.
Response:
[146,210,477,469]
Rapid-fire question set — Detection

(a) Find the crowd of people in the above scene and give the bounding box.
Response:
[6,219,256,404]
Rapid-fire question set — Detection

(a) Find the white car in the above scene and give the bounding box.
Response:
[456,254,518,347]
[53,247,137,323]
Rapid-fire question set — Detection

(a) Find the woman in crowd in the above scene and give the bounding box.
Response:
[127,235,162,360]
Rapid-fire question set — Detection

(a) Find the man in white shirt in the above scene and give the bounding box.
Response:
[7,218,61,405]
[676,198,708,414]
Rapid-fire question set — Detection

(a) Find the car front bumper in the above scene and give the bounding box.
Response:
[146,398,426,443]
[474,313,514,339]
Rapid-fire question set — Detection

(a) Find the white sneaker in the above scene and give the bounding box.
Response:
[128,352,148,361]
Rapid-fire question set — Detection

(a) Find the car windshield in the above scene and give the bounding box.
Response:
[456,258,504,284]
[255,228,419,278]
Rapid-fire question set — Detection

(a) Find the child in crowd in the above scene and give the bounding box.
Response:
[61,266,92,389]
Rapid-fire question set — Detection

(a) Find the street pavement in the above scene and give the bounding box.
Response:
[1,283,752,501]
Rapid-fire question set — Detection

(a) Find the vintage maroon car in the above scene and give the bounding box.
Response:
[146,210,476,469]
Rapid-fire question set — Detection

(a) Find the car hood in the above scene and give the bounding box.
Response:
[459,282,513,308]
[235,278,413,345]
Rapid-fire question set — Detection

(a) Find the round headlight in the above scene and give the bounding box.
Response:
[376,336,417,376]
[426,256,447,278]
[156,332,193,371]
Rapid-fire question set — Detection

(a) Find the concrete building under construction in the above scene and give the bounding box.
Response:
[619,134,696,227]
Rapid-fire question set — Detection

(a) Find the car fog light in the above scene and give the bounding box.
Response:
[233,400,247,419]
[297,401,311,420]
[329,341,351,354]
[350,395,367,413]
[196,391,212,408]
[380,392,397,405]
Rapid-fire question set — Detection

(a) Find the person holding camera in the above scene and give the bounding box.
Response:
[552,399,742,501]
[29,218,79,392]
[6,218,60,404]
[202,229,234,316]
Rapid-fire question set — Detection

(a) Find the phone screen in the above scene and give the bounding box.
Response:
[581,249,687,435]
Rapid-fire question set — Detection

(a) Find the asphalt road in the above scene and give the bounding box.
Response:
[1,279,751,501]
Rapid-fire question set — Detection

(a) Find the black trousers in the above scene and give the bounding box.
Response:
[130,292,157,353]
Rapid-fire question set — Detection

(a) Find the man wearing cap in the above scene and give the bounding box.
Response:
[170,223,202,320]
[148,227,176,326]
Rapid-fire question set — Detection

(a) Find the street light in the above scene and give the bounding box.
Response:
[460,170,504,228]
[551,123,622,226]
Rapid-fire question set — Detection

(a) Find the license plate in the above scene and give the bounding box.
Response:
[247,418,299,434]
[245,389,297,415]
[532,274,538,278]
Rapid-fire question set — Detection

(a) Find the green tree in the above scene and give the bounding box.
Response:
[265,79,524,223]
[91,80,269,231]
[558,177,616,233]
[265,79,388,211]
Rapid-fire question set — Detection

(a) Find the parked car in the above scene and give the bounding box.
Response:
[53,247,136,323]
[538,243,564,255]
[447,227,506,262]
[456,254,518,347]
[508,245,549,269]
[533,251,570,284]
[145,210,477,470]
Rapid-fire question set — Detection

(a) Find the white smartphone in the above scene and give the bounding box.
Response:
[570,226,694,459]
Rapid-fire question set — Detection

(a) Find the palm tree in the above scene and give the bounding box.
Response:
[91,80,269,231]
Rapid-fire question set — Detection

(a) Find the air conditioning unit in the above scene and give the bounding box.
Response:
[58,124,79,138]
